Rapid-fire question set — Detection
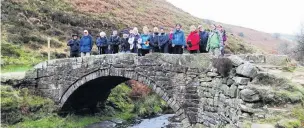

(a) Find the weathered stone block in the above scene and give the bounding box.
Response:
[228,55,244,66]
[229,84,238,98]
[240,89,260,102]
[207,72,218,77]
[236,63,257,78]
[233,77,250,85]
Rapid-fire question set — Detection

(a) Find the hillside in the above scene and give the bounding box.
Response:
[222,23,297,53]
[1,0,285,70]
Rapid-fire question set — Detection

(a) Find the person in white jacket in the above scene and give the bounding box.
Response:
[128,27,141,53]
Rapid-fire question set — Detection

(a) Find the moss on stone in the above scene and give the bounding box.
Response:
[277,119,301,128]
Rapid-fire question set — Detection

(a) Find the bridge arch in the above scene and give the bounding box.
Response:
[59,67,181,114]
[24,54,231,127]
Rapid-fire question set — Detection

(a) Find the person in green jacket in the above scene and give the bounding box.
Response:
[206,24,223,57]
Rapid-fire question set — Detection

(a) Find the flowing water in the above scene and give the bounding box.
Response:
[129,114,175,128]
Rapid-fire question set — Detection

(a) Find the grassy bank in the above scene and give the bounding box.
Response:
[1,83,170,128]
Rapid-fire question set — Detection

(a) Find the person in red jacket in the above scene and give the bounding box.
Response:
[186,25,200,53]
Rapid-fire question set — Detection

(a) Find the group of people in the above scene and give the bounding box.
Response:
[67,23,227,57]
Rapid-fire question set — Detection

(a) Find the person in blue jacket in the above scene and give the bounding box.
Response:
[96,32,108,54]
[198,25,209,53]
[172,24,186,54]
[158,27,170,53]
[80,30,93,57]
[139,26,151,56]
[67,34,80,57]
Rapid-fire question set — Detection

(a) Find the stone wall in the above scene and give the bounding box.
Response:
[19,53,274,127]
[238,54,290,66]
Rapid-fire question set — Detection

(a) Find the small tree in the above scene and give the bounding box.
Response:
[293,24,304,65]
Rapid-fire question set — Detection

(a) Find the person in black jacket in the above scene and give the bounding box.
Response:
[67,34,80,57]
[109,30,120,54]
[120,31,130,53]
[150,27,160,52]
[198,25,209,53]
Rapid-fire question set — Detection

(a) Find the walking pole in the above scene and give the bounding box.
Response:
[48,37,51,61]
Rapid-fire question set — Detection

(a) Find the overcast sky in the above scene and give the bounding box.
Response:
[167,0,304,35]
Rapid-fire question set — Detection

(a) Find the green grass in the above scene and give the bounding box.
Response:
[10,114,102,128]
[1,65,32,73]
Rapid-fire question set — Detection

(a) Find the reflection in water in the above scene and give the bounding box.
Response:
[130,114,174,128]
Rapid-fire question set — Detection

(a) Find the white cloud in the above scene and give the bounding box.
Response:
[167,0,304,34]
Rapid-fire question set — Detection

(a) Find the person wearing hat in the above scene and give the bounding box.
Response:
[198,25,209,53]
[80,30,93,57]
[172,23,186,54]
[67,34,80,57]
[159,27,170,53]
[120,30,130,53]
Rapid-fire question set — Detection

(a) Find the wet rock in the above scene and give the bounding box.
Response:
[240,89,260,102]
[85,121,116,128]
[236,63,257,78]
[110,118,125,124]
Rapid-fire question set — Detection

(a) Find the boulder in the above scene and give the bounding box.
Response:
[236,63,257,78]
[228,55,244,66]
[240,89,260,102]
[233,77,250,85]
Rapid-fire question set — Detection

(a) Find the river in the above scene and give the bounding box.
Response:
[130,114,175,128]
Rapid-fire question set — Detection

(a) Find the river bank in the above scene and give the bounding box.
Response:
[1,83,173,128]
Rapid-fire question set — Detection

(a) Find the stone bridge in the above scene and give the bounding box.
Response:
[20,53,278,127]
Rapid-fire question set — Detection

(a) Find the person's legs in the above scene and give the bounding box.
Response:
[71,52,79,57]
[113,45,119,54]
[177,45,183,54]
[81,52,85,57]
[172,45,177,54]
[163,44,169,53]
[189,50,198,54]
[85,52,90,56]
[220,45,225,56]
[138,48,142,56]
[101,47,107,54]
[214,48,221,57]
[142,49,149,56]
[209,48,215,55]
